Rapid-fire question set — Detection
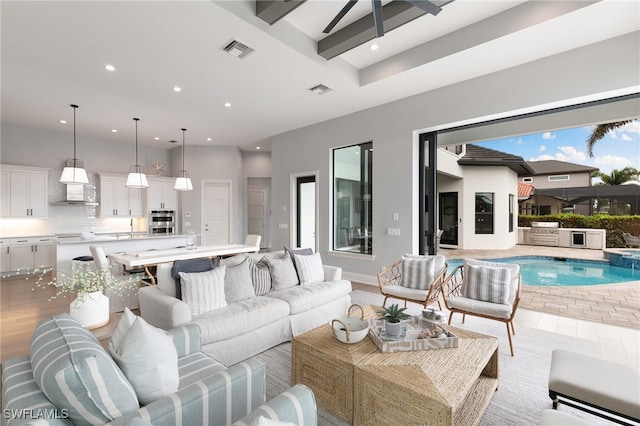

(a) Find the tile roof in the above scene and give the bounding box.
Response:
[518,182,534,198]
[459,144,534,175]
[526,160,599,175]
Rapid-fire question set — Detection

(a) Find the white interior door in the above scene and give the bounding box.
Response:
[202,181,231,246]
[247,187,267,246]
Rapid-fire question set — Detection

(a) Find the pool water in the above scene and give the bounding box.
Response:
[447,256,640,286]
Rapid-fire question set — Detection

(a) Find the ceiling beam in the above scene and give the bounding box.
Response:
[318,0,453,60]
[256,0,307,25]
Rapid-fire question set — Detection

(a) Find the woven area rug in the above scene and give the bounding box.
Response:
[252,290,616,426]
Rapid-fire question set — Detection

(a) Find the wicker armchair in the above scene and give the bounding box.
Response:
[377,255,447,309]
[439,259,521,356]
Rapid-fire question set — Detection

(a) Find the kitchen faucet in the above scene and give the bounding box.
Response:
[130,218,134,238]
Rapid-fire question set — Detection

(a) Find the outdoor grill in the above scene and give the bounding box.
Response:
[530,221,560,246]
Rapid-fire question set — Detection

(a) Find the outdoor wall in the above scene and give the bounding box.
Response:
[269,32,640,284]
[459,166,518,250]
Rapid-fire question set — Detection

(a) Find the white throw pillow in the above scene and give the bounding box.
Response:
[223,257,256,303]
[108,308,179,405]
[265,255,299,290]
[400,255,436,290]
[464,264,511,304]
[293,252,325,285]
[180,266,227,315]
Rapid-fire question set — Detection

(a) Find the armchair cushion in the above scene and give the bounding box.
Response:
[180,266,227,315]
[380,284,430,302]
[464,264,511,304]
[30,314,139,425]
[400,254,446,290]
[464,258,520,305]
[447,296,513,319]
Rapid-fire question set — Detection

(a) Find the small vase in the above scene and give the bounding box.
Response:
[70,291,110,329]
[385,320,403,336]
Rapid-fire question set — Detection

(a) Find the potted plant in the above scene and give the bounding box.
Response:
[377,303,411,336]
[30,263,139,329]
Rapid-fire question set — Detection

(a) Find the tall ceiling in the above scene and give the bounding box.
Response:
[2,0,638,151]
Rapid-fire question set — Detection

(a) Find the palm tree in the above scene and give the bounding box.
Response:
[592,167,640,186]
[586,120,633,157]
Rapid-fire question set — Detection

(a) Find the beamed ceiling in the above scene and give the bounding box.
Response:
[1,0,638,151]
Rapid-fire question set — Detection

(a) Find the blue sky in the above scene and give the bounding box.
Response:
[475,120,640,178]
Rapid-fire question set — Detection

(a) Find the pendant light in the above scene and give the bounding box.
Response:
[126,117,149,188]
[59,104,90,184]
[174,128,193,191]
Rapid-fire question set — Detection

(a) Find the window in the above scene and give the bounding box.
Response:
[548,175,570,181]
[522,177,533,183]
[509,194,514,232]
[333,142,373,254]
[532,205,551,215]
[475,192,493,234]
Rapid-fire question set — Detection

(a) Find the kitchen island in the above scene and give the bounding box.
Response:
[53,234,188,282]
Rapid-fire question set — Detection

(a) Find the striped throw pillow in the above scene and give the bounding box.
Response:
[464,264,511,304]
[293,252,325,285]
[248,257,272,296]
[30,314,139,424]
[400,256,436,290]
[180,266,227,316]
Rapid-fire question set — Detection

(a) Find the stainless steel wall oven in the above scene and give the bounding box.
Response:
[148,210,176,235]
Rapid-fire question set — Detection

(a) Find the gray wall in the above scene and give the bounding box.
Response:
[269,32,640,282]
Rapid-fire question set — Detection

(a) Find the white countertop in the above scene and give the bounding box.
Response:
[54,234,186,245]
[109,244,259,267]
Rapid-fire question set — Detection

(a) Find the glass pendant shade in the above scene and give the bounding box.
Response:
[174,128,193,191]
[126,117,149,188]
[60,104,89,185]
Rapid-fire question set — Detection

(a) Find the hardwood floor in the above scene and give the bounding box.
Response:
[0,276,379,363]
[1,272,71,362]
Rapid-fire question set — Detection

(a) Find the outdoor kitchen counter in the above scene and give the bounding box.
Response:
[53,234,187,282]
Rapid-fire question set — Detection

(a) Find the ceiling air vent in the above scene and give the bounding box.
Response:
[309,84,332,95]
[222,39,254,59]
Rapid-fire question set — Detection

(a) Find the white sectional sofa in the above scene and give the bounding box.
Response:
[139,250,352,366]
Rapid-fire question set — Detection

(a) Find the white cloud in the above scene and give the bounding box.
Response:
[594,155,633,173]
[557,146,586,161]
[621,133,633,142]
[542,132,555,140]
[529,154,554,161]
[539,145,546,152]
[515,138,525,145]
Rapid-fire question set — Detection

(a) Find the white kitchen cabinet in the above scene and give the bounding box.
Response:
[0,165,49,218]
[147,178,177,210]
[0,239,11,273]
[98,174,144,217]
[9,237,52,272]
[586,231,605,249]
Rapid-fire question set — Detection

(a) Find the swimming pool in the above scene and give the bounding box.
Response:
[447,256,640,286]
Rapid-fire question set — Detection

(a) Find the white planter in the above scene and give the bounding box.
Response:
[384,320,404,336]
[70,291,109,329]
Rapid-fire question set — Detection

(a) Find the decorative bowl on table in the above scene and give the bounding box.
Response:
[330,304,369,344]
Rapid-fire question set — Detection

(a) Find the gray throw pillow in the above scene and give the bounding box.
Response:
[265,254,299,290]
[223,258,255,303]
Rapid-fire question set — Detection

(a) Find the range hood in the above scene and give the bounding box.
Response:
[51,183,99,206]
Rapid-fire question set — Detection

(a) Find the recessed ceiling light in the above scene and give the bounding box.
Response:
[104,64,115,71]
[224,102,231,108]
[370,44,379,51]
[173,86,182,92]
[154,137,160,141]
[111,129,118,133]
[207,137,212,142]
[59,120,67,124]
[256,146,261,150]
